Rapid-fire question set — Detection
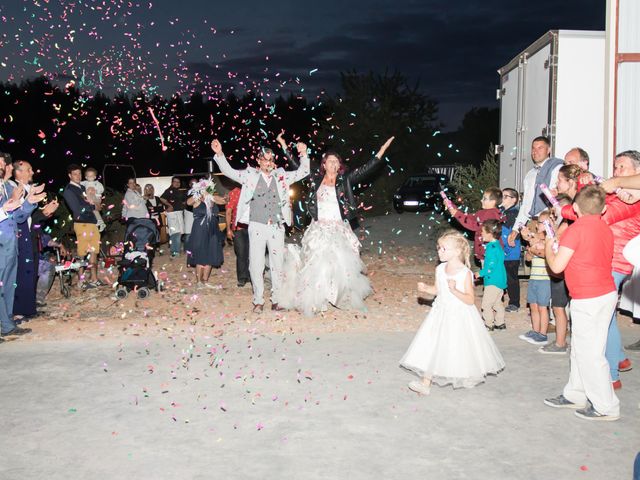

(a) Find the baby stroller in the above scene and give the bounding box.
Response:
[115,218,162,299]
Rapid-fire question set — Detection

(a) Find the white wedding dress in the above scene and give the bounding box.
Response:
[400,263,505,388]
[280,184,372,316]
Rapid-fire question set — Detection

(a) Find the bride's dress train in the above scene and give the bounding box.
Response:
[279,185,371,316]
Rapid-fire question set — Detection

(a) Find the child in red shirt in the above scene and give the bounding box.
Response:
[444,187,504,262]
[543,186,619,421]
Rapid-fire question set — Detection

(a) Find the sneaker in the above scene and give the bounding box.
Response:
[544,394,586,409]
[505,305,519,313]
[485,324,494,331]
[626,339,640,351]
[618,358,632,372]
[493,323,506,330]
[612,380,622,390]
[574,404,619,422]
[518,330,536,341]
[81,282,97,290]
[408,380,431,395]
[539,343,568,355]
[525,332,548,346]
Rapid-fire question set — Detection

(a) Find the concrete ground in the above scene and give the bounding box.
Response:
[1,325,639,479]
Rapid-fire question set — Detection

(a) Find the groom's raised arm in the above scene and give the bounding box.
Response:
[211,139,247,184]
[285,142,310,184]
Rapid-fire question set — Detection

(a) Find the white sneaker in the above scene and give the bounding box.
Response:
[408,380,431,395]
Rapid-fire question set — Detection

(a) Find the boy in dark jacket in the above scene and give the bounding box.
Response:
[501,188,521,312]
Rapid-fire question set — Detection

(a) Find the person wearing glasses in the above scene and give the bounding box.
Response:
[501,188,521,312]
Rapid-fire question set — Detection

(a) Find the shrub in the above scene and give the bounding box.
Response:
[449,145,499,210]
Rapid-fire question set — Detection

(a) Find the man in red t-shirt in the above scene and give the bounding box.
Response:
[225,187,250,287]
[542,185,620,421]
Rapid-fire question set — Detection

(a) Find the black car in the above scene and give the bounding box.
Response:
[393,173,450,213]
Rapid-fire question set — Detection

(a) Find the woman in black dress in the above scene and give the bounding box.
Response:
[185,179,226,288]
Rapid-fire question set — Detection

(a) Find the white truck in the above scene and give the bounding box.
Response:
[497,30,606,191]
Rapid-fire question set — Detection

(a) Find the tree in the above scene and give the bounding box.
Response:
[455,107,499,166]
[449,145,499,210]
[316,71,443,215]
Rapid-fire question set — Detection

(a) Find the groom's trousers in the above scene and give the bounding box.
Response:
[248,221,284,306]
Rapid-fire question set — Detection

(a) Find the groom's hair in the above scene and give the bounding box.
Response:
[256,147,274,161]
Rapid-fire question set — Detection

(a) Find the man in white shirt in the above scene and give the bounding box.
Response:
[508,136,564,246]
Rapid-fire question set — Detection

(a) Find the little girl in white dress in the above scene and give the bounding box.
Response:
[400,229,505,394]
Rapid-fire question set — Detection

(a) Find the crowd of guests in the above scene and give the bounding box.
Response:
[0,155,235,343]
[442,136,640,422]
[2,136,639,424]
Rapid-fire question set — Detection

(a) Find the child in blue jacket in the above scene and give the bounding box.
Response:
[475,219,508,330]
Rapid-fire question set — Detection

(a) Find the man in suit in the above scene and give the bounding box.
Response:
[211,138,309,313]
[0,153,46,340]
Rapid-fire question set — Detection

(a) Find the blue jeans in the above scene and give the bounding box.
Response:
[0,256,18,334]
[169,233,181,255]
[606,271,628,381]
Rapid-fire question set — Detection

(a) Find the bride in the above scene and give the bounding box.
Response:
[279,136,395,316]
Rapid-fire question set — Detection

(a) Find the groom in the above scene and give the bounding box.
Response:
[211,138,310,313]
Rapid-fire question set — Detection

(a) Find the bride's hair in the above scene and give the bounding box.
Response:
[320,151,346,175]
[438,229,471,268]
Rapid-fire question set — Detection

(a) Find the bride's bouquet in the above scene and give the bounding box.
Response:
[188,178,217,219]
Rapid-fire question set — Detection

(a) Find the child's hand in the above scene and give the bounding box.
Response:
[473,271,480,279]
[447,279,457,291]
[417,282,428,293]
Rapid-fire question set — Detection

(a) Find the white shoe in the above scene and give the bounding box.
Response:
[408,380,431,395]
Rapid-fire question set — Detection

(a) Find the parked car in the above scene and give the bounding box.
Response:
[393,173,450,213]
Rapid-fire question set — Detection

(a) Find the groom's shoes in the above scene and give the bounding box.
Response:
[252,303,263,313]
[271,303,285,312]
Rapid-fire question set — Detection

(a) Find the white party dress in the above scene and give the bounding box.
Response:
[400,263,505,388]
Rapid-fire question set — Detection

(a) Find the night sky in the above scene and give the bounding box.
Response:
[0,0,605,130]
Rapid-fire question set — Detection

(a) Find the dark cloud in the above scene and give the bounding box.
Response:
[1,0,605,128]
[182,0,604,127]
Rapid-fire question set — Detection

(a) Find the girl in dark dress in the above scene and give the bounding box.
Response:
[185,179,226,288]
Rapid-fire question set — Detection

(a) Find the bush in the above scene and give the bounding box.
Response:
[449,145,499,210]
